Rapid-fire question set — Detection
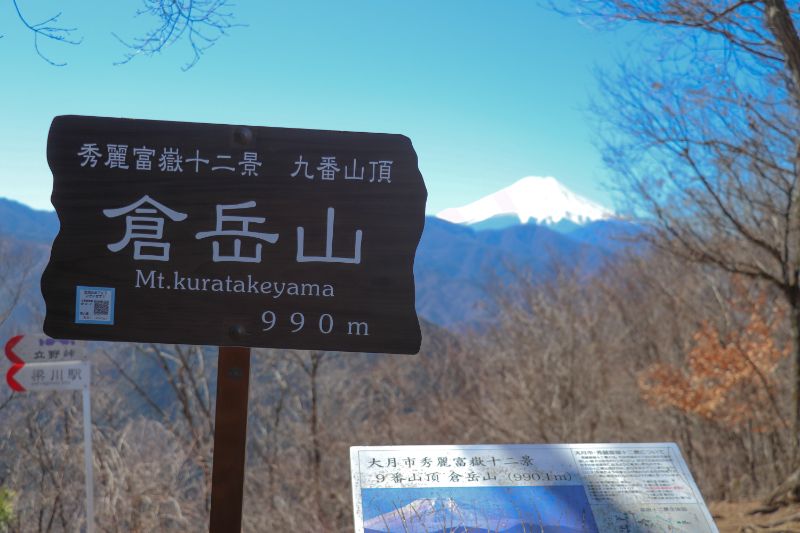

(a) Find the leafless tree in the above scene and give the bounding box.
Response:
[0,239,34,330]
[554,0,800,481]
[0,238,37,415]
[113,0,241,70]
[4,0,240,68]
[2,256,789,529]
[5,0,80,66]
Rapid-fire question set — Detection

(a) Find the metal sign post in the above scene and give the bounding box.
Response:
[209,346,251,533]
[82,383,95,533]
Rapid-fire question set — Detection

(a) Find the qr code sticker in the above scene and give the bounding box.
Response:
[75,286,115,325]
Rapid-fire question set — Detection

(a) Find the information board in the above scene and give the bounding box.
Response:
[43,116,427,354]
[350,443,718,533]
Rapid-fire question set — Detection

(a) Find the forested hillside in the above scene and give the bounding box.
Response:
[0,201,791,530]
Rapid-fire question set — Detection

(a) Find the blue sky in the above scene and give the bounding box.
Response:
[1,0,635,214]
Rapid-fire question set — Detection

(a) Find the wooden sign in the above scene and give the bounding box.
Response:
[42,116,427,354]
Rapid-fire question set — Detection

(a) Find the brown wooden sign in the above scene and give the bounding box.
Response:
[42,115,427,354]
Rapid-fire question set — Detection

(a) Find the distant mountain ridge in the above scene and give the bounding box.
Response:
[437,176,613,230]
[0,198,59,244]
[414,216,636,325]
[0,196,639,328]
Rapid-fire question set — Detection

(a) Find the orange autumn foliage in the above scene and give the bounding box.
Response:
[638,292,789,430]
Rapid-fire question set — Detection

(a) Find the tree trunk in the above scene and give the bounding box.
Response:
[790,289,800,468]
[764,0,800,99]
[765,286,800,506]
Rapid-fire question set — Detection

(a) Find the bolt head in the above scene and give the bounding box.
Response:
[233,127,253,145]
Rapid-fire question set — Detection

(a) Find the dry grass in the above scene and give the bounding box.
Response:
[711,501,800,532]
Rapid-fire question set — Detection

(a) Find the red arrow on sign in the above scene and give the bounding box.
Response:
[6,335,27,391]
[6,363,24,392]
[4,335,23,365]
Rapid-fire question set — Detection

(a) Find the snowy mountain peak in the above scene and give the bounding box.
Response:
[436,176,613,228]
[363,498,466,532]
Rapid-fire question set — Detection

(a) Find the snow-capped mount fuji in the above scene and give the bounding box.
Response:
[362,497,521,533]
[436,176,613,231]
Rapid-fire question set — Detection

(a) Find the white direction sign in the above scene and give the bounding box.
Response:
[6,360,90,392]
[2,334,95,532]
[4,334,83,365]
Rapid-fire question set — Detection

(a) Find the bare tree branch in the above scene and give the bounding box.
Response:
[10,0,81,66]
[5,0,241,69]
[112,0,243,70]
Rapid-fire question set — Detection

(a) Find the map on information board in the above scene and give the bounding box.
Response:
[350,443,718,533]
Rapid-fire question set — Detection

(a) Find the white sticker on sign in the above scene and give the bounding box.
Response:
[75,286,115,325]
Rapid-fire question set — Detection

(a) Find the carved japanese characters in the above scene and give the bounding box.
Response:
[43,116,426,354]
